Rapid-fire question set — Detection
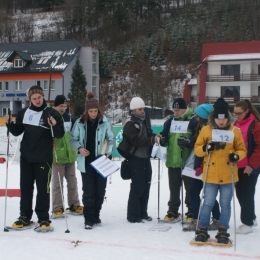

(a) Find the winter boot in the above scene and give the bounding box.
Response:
[185,210,193,223]
[53,208,64,218]
[195,227,210,242]
[142,214,152,221]
[164,212,181,222]
[208,218,219,231]
[39,219,52,230]
[68,204,83,214]
[183,219,198,232]
[12,216,32,228]
[215,227,231,244]
[85,221,94,230]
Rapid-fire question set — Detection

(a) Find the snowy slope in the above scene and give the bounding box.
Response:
[0,146,259,259]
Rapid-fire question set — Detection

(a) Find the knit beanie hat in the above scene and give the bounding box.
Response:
[28,85,44,99]
[213,98,229,119]
[172,98,187,109]
[130,97,145,110]
[195,104,213,119]
[85,92,99,110]
[54,95,67,107]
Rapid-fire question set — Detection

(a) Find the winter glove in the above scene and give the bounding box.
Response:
[229,153,239,162]
[202,142,215,153]
[195,167,203,176]
[177,137,190,148]
[160,137,166,146]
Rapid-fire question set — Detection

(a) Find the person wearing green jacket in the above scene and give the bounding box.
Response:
[51,95,83,218]
[161,98,198,223]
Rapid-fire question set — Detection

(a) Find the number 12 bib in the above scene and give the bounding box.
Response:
[170,121,189,133]
[212,129,234,143]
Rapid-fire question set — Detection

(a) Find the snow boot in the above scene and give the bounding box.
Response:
[53,208,64,218]
[39,220,52,230]
[183,219,198,232]
[68,204,83,214]
[12,216,32,228]
[142,214,152,221]
[185,210,193,223]
[164,212,181,222]
[208,218,219,231]
[215,227,231,244]
[195,227,210,242]
[85,221,94,230]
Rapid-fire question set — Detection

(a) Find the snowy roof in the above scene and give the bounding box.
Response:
[0,40,81,73]
[188,78,197,85]
[203,53,260,62]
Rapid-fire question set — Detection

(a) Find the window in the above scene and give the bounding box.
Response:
[36,81,41,87]
[258,65,260,75]
[0,82,2,91]
[221,86,240,100]
[15,81,22,91]
[221,65,240,75]
[43,80,48,90]
[5,82,9,91]
[14,59,23,68]
[92,76,97,96]
[43,80,55,90]
[92,52,97,74]
[2,107,9,116]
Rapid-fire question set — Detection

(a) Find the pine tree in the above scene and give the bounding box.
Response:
[68,58,87,118]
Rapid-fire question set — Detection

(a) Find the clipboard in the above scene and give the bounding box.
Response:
[90,155,120,178]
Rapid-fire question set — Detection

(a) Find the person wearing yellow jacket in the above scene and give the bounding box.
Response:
[194,98,246,245]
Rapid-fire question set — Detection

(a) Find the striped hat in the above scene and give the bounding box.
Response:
[85,92,99,110]
[28,85,44,99]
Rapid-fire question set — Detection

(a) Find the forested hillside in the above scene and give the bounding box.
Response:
[0,0,259,110]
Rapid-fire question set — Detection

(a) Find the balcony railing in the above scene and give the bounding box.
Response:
[189,96,260,104]
[206,74,260,82]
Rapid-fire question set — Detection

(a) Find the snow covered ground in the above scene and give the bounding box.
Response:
[0,134,260,259]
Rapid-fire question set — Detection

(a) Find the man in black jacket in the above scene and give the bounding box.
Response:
[6,86,64,231]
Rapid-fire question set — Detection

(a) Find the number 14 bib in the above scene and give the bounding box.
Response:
[212,129,234,143]
[170,121,189,133]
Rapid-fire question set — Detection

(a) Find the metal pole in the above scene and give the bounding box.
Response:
[157,158,160,223]
[230,158,236,251]
[3,109,11,232]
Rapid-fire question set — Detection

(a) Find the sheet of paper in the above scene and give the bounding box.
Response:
[181,166,202,180]
[90,155,119,178]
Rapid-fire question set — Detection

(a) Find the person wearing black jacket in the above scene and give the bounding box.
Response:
[122,97,160,223]
[6,86,64,231]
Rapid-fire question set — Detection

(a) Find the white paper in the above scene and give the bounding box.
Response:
[90,155,119,178]
[170,121,189,133]
[182,166,202,180]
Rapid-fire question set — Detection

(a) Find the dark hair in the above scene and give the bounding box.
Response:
[195,117,208,139]
[235,99,260,122]
[80,110,103,121]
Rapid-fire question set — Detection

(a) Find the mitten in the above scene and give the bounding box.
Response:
[229,153,239,162]
[177,137,190,148]
[202,142,215,153]
[195,167,203,176]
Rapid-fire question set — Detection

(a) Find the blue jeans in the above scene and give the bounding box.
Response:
[199,183,233,229]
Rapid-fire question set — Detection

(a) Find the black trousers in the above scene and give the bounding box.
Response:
[20,157,52,221]
[81,164,107,223]
[127,156,152,222]
[167,167,192,214]
[236,168,259,226]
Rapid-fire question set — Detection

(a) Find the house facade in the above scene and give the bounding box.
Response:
[0,40,99,116]
[195,41,260,110]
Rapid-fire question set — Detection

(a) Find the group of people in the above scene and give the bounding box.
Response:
[5,86,260,239]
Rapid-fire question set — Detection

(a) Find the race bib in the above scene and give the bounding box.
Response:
[212,129,234,143]
[64,122,71,132]
[170,121,189,133]
[23,109,43,126]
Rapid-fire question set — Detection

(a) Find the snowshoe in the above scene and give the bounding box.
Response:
[215,227,232,245]
[161,212,181,223]
[10,216,35,229]
[51,208,65,219]
[34,220,54,233]
[195,228,210,242]
[66,204,83,215]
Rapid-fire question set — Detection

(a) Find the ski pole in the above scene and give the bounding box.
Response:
[229,151,237,252]
[180,148,184,226]
[157,157,160,223]
[195,149,211,234]
[4,109,11,232]
[50,123,70,233]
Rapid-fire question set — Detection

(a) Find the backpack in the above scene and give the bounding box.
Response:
[117,121,142,159]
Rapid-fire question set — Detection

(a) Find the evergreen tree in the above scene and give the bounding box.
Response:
[68,58,87,118]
